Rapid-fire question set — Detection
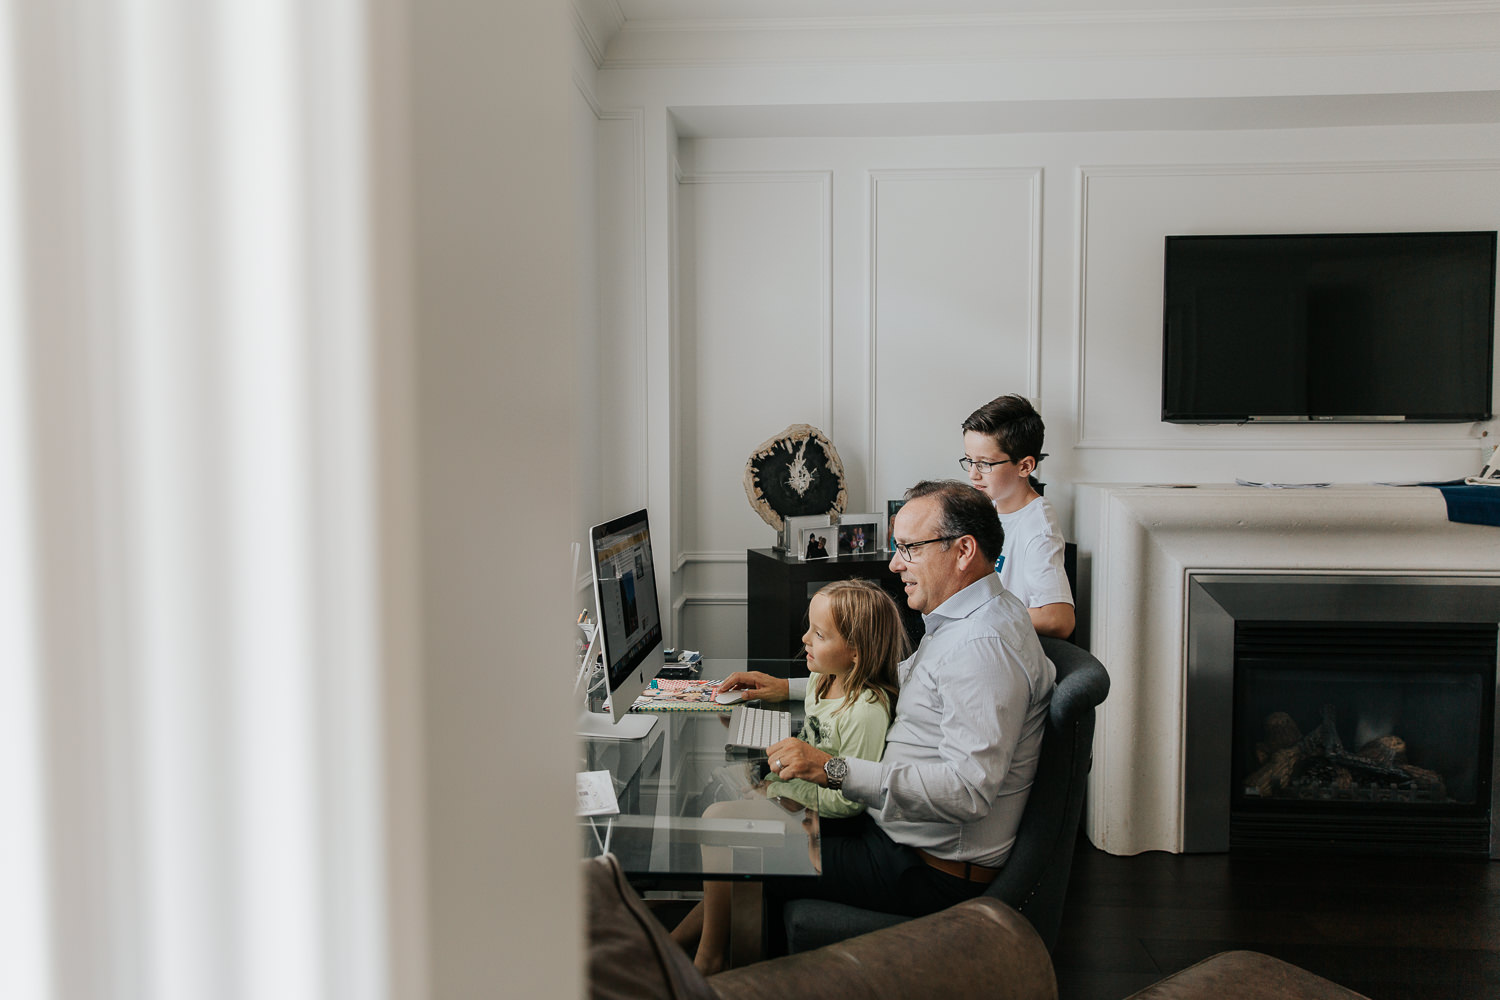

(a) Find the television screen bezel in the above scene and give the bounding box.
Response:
[1160,230,1497,424]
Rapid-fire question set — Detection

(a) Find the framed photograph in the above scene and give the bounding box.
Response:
[835,514,882,557]
[787,514,833,562]
[886,500,907,552]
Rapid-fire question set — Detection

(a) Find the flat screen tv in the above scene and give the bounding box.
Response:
[1162,231,1496,423]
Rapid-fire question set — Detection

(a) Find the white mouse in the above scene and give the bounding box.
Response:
[714,689,746,705]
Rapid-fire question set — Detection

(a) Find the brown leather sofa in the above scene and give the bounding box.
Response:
[584,854,1370,1000]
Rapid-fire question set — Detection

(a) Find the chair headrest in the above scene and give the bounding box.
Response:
[1038,637,1110,726]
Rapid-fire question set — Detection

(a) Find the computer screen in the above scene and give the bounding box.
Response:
[582,508,664,738]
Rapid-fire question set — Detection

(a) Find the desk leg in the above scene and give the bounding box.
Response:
[728,882,763,967]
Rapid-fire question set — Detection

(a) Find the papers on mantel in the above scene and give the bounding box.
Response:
[1235,479,1331,489]
[1370,480,1500,488]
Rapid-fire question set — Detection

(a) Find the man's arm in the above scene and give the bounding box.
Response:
[767,698,889,816]
[844,636,1032,824]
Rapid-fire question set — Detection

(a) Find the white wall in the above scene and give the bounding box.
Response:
[580,10,1500,656]
[576,74,652,542]
[623,123,1500,656]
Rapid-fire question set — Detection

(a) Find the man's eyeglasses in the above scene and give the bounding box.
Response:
[958,457,1015,474]
[893,536,960,560]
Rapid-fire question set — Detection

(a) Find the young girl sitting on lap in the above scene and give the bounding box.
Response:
[672,578,908,974]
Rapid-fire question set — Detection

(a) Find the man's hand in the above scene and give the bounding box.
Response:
[767,735,832,785]
[716,671,789,702]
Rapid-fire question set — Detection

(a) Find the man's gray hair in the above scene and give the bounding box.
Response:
[903,480,1004,565]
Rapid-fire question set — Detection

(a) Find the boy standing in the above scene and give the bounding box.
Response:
[960,395,1075,638]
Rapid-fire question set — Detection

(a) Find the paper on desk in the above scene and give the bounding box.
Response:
[576,769,620,817]
[1235,479,1331,489]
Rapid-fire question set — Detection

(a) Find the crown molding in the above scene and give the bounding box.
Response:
[572,0,626,69]
[601,3,1500,68]
[620,3,1500,33]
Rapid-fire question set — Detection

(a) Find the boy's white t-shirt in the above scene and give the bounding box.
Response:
[995,495,1074,609]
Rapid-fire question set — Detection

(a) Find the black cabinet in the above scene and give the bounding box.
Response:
[746,548,923,672]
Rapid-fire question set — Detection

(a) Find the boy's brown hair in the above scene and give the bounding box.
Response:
[962,393,1046,465]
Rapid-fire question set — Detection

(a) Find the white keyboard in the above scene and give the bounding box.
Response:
[725,705,791,751]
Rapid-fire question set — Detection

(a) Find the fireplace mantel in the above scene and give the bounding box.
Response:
[1073,483,1500,856]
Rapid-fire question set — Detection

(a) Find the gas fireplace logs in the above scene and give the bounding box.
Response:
[1244,705,1447,801]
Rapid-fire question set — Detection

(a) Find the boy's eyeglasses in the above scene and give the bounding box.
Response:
[893,536,960,560]
[958,457,1015,473]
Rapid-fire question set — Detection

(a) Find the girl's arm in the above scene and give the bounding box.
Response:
[716,671,805,702]
[769,697,888,817]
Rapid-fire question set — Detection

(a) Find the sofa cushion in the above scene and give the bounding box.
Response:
[1124,950,1371,1000]
[584,854,717,1000]
[711,897,1057,1000]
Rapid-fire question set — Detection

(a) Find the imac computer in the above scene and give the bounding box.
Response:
[577,508,663,740]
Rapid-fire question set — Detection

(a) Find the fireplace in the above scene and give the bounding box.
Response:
[1184,575,1500,859]
[1076,483,1500,856]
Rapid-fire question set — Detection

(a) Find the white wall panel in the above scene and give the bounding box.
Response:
[661,129,1500,660]
[677,171,831,560]
[1077,161,1500,451]
[678,601,748,659]
[594,113,648,525]
[573,87,603,541]
[871,169,1041,504]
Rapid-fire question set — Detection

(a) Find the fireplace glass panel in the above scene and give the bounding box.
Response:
[1185,576,1500,859]
[1234,663,1483,807]
[1227,620,1496,856]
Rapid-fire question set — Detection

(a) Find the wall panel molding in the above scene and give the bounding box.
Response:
[674,169,833,574]
[1074,159,1500,452]
[593,105,651,513]
[672,592,748,642]
[674,550,748,572]
[677,168,834,430]
[869,167,1042,499]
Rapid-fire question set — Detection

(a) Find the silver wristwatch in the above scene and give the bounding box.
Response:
[823,756,849,790]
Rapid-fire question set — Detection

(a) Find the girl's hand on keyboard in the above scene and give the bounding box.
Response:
[717,671,789,702]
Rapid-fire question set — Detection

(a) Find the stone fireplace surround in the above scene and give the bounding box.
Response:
[1074,484,1500,857]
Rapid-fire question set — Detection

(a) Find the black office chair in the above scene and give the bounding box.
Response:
[782,635,1109,954]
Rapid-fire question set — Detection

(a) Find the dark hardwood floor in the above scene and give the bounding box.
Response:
[1052,837,1500,1000]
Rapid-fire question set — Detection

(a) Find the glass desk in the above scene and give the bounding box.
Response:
[578,659,818,964]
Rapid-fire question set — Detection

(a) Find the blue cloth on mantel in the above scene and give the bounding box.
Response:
[1428,481,1500,528]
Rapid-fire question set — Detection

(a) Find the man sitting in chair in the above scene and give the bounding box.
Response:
[719,480,1056,918]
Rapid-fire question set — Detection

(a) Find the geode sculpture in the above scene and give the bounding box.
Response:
[743,424,847,531]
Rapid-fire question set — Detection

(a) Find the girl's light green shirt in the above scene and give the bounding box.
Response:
[767,673,891,818]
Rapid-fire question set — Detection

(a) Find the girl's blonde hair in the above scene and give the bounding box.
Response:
[810,578,907,718]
